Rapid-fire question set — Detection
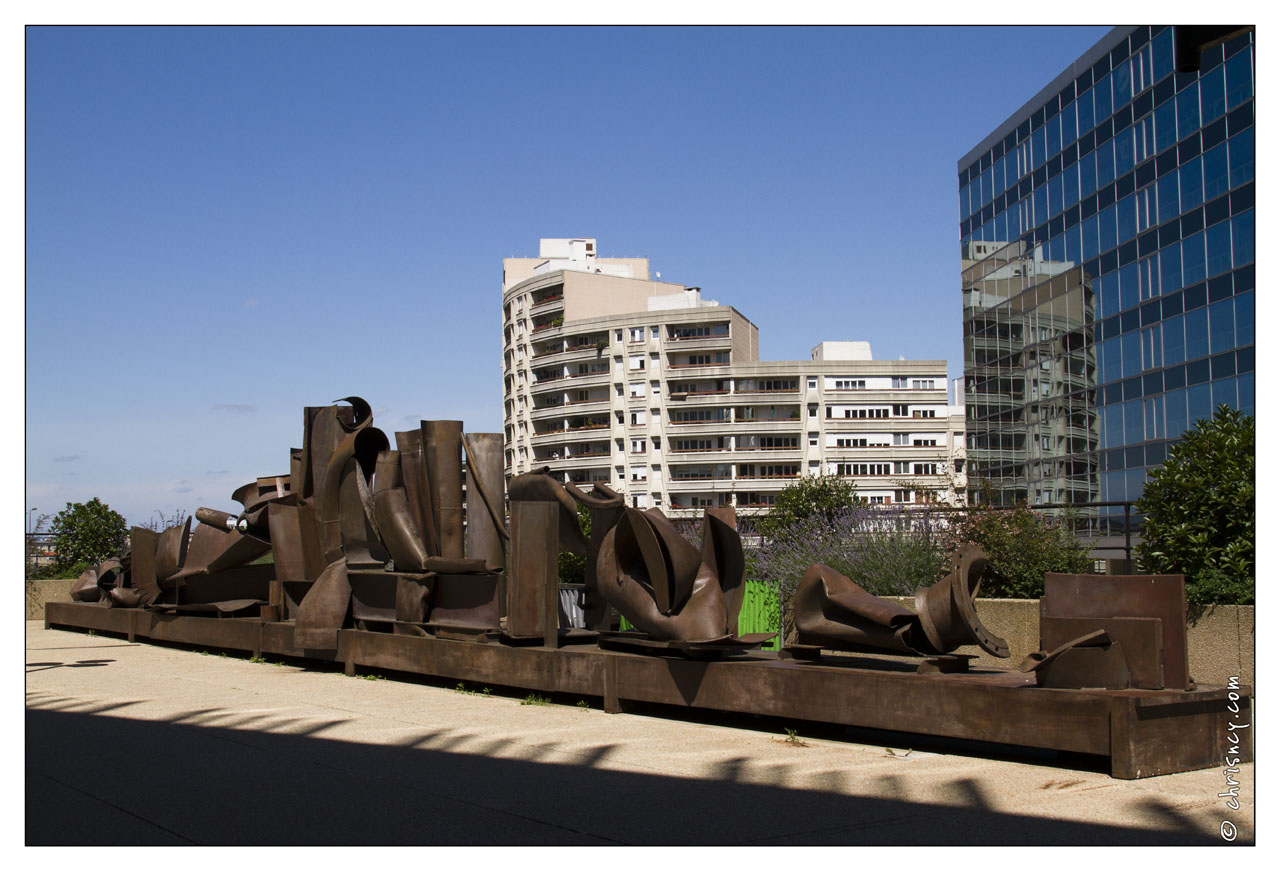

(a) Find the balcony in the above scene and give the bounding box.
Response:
[529,294,565,315]
[667,325,730,343]
[667,357,730,370]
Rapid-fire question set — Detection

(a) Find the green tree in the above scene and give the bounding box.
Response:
[941,504,1093,599]
[48,498,128,574]
[758,473,861,536]
[1136,405,1254,606]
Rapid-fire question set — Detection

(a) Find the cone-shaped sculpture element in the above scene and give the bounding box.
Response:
[794,544,1009,658]
[913,544,1009,658]
[794,565,923,655]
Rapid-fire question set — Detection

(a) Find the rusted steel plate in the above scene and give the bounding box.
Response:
[424,421,465,559]
[259,621,340,661]
[430,574,501,630]
[146,613,261,650]
[1041,615,1165,689]
[129,527,161,606]
[45,602,133,634]
[609,653,1112,756]
[172,522,270,580]
[154,517,192,588]
[702,508,745,635]
[1110,692,1253,778]
[462,433,506,571]
[1043,574,1191,690]
[508,501,557,638]
[915,545,1009,657]
[349,571,399,625]
[267,502,308,581]
[372,450,430,571]
[597,508,727,642]
[394,429,436,556]
[293,560,351,650]
[177,565,275,605]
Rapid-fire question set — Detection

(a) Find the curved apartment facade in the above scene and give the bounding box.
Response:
[502,239,964,518]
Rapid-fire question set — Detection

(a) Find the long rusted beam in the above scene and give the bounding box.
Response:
[44,602,1250,780]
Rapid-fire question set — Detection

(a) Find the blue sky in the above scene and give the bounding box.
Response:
[25,24,1114,527]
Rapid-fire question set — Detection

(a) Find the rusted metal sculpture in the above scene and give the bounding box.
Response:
[43,393,1250,781]
[564,481,625,631]
[791,543,1010,660]
[1019,629,1132,689]
[594,505,773,650]
[1035,572,1192,690]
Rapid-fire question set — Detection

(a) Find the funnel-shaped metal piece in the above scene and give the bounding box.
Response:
[914,544,1009,658]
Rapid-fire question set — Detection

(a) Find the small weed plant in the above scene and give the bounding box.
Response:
[521,693,550,706]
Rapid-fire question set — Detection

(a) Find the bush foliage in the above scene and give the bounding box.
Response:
[938,505,1093,599]
[757,473,860,537]
[48,498,128,574]
[1136,405,1254,606]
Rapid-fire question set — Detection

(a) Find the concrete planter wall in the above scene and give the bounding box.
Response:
[26,579,76,621]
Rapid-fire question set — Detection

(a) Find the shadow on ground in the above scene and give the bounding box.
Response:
[25,693,1225,846]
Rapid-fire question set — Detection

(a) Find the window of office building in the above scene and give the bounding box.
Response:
[959,26,1254,505]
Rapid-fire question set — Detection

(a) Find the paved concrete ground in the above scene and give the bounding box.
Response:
[26,621,1253,846]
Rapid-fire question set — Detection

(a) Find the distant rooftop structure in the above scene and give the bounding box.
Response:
[810,341,873,362]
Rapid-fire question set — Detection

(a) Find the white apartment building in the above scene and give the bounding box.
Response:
[502,239,965,518]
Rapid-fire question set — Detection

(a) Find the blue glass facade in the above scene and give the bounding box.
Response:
[959,26,1254,516]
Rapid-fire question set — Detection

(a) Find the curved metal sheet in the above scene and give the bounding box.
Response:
[293,559,351,650]
[508,470,589,555]
[794,563,921,655]
[155,517,192,587]
[701,508,745,636]
[423,421,464,559]
[393,429,437,556]
[372,450,431,572]
[128,527,161,606]
[595,507,728,643]
[914,544,1009,657]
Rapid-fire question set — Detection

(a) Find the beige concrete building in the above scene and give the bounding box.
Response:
[502,239,965,518]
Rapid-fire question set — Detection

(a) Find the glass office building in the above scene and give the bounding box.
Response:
[958,26,1254,529]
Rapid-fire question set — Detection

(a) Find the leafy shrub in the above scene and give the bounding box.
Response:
[47,498,128,573]
[939,505,1093,599]
[1136,405,1254,606]
[34,560,93,581]
[756,473,860,537]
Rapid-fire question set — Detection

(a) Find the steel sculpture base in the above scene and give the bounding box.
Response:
[44,602,1249,780]
[596,630,775,659]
